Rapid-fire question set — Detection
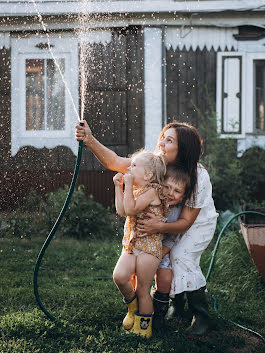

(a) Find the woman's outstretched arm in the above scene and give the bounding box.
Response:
[76,120,131,173]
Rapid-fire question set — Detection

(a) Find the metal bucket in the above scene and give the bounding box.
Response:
[239,206,265,281]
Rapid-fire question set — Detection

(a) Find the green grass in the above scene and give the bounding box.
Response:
[0,232,265,353]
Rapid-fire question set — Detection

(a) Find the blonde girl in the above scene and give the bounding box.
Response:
[113,150,167,339]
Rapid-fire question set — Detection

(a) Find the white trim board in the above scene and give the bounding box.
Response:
[144,27,163,152]
[165,27,239,52]
[237,136,265,157]
[0,32,10,49]
[1,0,265,16]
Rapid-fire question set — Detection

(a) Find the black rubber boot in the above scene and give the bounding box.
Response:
[166,292,185,321]
[152,290,170,330]
[186,287,210,337]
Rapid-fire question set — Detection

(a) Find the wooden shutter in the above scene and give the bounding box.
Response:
[217,53,244,137]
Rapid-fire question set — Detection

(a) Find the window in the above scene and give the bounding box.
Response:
[221,55,242,134]
[254,60,265,132]
[217,52,245,138]
[11,34,79,156]
[217,51,265,155]
[26,58,65,131]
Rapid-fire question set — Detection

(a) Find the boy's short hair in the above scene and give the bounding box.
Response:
[165,165,191,201]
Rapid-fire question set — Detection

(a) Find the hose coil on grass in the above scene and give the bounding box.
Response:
[33,140,83,321]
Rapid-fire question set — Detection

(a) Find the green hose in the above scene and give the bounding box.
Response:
[33,140,83,321]
[206,210,265,344]
[206,210,265,281]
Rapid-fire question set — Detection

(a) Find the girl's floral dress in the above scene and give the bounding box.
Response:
[122,183,167,260]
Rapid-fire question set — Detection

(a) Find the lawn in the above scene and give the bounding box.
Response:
[0,232,264,353]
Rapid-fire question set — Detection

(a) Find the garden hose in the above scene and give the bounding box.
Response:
[178,210,265,353]
[33,138,83,321]
[205,210,265,345]
[206,211,265,282]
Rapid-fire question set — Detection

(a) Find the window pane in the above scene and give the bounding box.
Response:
[255,60,265,132]
[26,59,45,130]
[47,59,65,130]
[26,58,65,131]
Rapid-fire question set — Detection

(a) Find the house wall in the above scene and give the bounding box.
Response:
[0,27,144,211]
[166,47,217,128]
[1,19,264,210]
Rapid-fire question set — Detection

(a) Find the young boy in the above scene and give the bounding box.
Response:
[152,165,191,328]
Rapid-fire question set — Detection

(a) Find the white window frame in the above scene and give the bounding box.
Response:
[216,51,246,139]
[144,27,163,152]
[11,33,79,156]
[245,52,265,135]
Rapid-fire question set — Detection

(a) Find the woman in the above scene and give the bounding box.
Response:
[75,120,218,336]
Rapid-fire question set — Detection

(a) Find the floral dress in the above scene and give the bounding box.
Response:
[122,184,167,260]
[169,164,219,295]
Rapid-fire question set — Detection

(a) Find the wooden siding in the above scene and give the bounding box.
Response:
[166,47,217,129]
[0,27,144,211]
[81,27,144,171]
[0,169,115,211]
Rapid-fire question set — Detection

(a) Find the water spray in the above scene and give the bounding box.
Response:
[31,0,85,321]
[31,0,80,122]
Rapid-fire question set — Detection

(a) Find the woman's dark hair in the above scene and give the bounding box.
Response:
[159,122,203,205]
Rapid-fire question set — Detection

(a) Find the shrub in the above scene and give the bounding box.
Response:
[239,146,265,201]
[0,211,42,239]
[204,137,243,210]
[0,186,122,240]
[21,188,43,213]
[39,185,121,240]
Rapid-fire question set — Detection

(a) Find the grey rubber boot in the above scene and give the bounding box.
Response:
[186,287,210,337]
[152,290,170,329]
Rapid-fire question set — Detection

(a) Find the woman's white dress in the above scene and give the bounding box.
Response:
[169,164,218,295]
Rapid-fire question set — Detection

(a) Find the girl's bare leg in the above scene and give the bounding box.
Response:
[113,252,136,301]
[135,253,160,315]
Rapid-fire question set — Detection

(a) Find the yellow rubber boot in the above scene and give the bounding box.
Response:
[130,313,153,339]
[123,295,138,330]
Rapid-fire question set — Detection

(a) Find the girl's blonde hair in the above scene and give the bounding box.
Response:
[131,150,167,185]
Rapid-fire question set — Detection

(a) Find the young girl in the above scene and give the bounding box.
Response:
[112,150,167,339]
